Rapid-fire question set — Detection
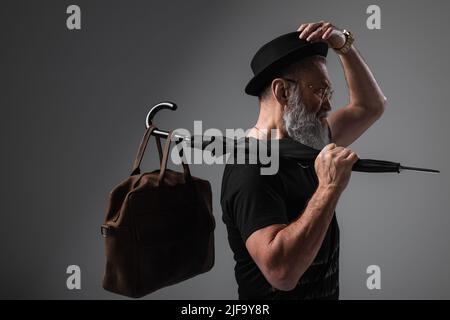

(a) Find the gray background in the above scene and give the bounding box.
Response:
[1,0,448,299]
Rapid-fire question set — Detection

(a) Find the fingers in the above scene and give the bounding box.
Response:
[307,22,332,42]
[336,148,352,159]
[329,146,359,164]
[323,142,337,151]
[318,143,336,159]
[299,21,324,39]
[321,144,358,165]
[297,24,307,33]
[329,146,345,154]
[306,28,323,42]
[343,151,359,164]
[322,26,334,39]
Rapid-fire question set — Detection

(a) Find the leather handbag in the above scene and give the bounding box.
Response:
[101,125,215,298]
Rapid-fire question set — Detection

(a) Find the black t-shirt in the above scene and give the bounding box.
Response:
[220,138,339,300]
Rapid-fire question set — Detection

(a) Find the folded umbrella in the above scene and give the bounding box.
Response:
[178,134,440,174]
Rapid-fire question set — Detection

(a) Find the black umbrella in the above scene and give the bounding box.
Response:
[178,134,440,174]
[145,101,439,174]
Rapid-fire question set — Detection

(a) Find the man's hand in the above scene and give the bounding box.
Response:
[297,21,345,49]
[314,143,359,192]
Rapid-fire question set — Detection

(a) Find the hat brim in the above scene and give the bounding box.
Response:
[245,42,328,96]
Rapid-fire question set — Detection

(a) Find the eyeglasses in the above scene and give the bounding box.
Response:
[283,78,334,102]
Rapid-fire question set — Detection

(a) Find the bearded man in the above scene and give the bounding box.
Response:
[220,21,387,300]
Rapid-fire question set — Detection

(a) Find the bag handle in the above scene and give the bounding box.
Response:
[157,130,192,186]
[131,125,164,176]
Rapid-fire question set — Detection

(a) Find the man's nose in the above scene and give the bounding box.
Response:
[321,97,331,112]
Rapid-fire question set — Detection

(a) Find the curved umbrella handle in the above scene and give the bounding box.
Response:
[145,101,178,128]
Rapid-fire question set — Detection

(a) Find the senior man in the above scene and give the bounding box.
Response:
[220,21,387,299]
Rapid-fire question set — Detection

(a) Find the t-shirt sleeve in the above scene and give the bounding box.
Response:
[228,165,289,243]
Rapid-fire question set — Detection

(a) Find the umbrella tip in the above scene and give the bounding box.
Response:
[400,165,440,174]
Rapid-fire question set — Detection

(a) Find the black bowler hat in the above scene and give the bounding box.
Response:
[245,31,329,96]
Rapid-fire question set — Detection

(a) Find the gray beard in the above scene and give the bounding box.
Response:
[282,87,330,150]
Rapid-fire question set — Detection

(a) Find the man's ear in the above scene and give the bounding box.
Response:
[272,78,289,106]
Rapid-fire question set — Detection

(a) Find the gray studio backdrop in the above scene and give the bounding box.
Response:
[1,0,448,299]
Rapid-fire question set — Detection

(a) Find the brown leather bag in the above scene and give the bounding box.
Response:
[101,125,215,298]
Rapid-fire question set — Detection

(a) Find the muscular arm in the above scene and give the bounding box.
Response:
[327,44,387,147]
[246,184,342,291]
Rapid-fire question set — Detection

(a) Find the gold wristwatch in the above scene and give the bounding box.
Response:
[334,29,354,55]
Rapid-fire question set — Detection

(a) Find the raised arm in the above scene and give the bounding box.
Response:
[298,21,387,147]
